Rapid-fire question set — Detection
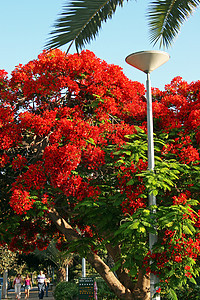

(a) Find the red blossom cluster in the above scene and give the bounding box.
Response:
[172,193,188,205]
[10,189,32,215]
[143,225,200,278]
[9,219,52,252]
[11,154,27,171]
[162,134,199,163]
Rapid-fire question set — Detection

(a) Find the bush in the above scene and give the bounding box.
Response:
[161,280,200,300]
[54,278,119,300]
[176,284,200,300]
[54,281,78,300]
[95,279,119,299]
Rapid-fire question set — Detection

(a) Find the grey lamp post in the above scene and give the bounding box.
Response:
[125,51,170,300]
[82,257,86,277]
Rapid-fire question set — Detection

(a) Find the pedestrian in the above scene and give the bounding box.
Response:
[13,274,22,300]
[37,270,46,299]
[24,274,32,299]
[45,275,50,297]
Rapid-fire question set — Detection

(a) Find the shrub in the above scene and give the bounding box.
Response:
[161,280,200,300]
[95,279,118,299]
[54,281,78,300]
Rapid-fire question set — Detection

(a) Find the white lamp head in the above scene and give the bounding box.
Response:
[125,50,170,74]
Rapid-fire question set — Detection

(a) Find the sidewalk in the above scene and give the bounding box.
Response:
[7,287,55,299]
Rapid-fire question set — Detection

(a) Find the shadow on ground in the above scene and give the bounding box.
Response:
[6,287,55,299]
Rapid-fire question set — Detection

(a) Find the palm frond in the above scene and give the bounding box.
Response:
[46,0,128,52]
[148,0,200,48]
[34,240,73,267]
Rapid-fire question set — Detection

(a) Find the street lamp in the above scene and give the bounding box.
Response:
[125,50,170,300]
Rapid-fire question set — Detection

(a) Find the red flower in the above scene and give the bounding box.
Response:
[156,288,161,293]
[174,256,182,263]
[185,272,192,278]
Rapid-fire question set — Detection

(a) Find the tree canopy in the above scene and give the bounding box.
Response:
[0,49,199,299]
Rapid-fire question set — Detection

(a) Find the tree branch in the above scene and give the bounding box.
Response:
[47,208,134,299]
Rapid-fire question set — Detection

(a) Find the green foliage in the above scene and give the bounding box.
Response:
[34,240,73,269]
[46,0,127,51]
[113,208,154,276]
[96,278,119,299]
[47,0,200,49]
[158,201,198,235]
[0,245,18,272]
[137,159,181,196]
[162,281,200,299]
[166,288,178,300]
[61,128,200,294]
[148,0,200,47]
[54,281,78,300]
[53,279,118,300]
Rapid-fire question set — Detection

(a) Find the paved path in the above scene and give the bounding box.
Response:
[6,287,55,300]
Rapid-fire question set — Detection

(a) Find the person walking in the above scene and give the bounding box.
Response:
[24,274,32,299]
[37,270,46,299]
[45,275,50,297]
[13,274,22,300]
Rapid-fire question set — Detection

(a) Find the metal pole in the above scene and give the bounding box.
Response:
[146,73,160,300]
[66,265,69,282]
[82,258,86,278]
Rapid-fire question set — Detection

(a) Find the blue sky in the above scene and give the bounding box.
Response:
[1,0,200,90]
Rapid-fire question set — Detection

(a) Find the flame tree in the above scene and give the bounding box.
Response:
[0,50,199,299]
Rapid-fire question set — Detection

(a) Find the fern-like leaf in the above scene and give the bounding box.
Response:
[148,0,200,48]
[46,0,129,52]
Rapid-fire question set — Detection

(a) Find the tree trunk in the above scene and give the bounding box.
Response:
[2,269,8,299]
[48,208,150,299]
[105,243,150,299]
[133,270,150,300]
[57,267,66,282]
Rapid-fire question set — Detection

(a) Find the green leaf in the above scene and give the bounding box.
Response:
[87,137,96,146]
[141,221,152,227]
[189,276,197,285]
[168,288,178,300]
[148,0,200,48]
[129,221,140,230]
[46,0,128,51]
[138,226,146,233]
[182,225,194,235]
[126,179,135,186]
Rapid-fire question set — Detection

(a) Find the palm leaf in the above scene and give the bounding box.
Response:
[34,240,73,267]
[46,0,129,52]
[148,0,200,48]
